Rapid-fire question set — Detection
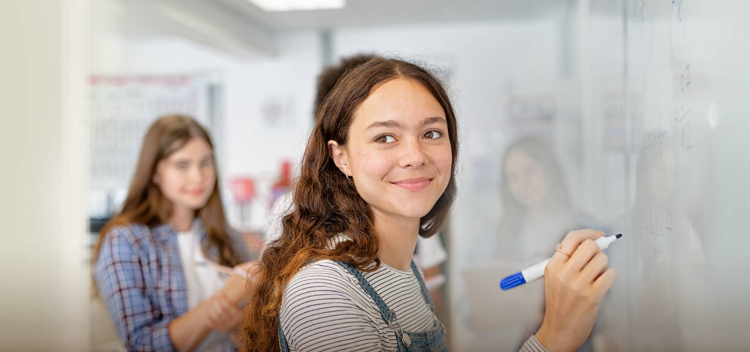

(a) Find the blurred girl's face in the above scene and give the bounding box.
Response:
[504,149,548,209]
[329,78,453,223]
[153,138,216,212]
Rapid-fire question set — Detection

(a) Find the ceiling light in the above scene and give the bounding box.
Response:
[247,0,345,12]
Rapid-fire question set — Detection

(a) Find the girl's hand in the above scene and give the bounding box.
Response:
[206,291,243,332]
[535,229,619,352]
[220,261,258,305]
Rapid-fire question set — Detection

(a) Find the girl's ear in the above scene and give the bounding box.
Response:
[328,140,351,177]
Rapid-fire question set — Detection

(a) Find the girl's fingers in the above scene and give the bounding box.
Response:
[565,239,602,273]
[549,230,604,266]
[592,267,619,298]
[580,252,609,283]
[559,230,604,254]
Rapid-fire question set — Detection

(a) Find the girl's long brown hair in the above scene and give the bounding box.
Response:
[242,58,459,351]
[92,115,242,273]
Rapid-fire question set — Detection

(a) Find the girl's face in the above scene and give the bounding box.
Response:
[504,149,548,209]
[329,78,453,223]
[153,138,216,212]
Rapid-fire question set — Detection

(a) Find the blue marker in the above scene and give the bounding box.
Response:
[500,234,622,291]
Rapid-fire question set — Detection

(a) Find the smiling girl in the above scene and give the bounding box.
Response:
[93,115,256,351]
[243,59,617,352]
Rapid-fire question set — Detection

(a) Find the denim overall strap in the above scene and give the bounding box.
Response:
[334,261,396,325]
[278,321,291,352]
[278,261,435,352]
[410,261,436,313]
[278,261,401,351]
[336,261,415,352]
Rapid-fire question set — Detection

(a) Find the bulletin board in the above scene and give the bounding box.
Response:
[89,74,216,189]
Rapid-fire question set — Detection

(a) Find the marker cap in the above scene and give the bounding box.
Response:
[500,271,526,291]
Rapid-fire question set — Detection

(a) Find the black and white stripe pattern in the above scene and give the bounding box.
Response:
[280,259,434,351]
[519,335,548,352]
[279,259,548,352]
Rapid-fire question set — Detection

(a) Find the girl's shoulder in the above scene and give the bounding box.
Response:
[103,222,153,242]
[279,259,392,351]
[284,260,365,301]
[289,260,354,284]
[95,223,162,272]
[100,222,169,255]
[281,259,382,325]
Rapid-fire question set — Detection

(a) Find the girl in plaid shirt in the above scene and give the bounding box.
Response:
[93,115,256,351]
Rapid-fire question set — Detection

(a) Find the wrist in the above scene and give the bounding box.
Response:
[216,289,239,308]
[535,324,561,352]
[535,326,550,350]
[198,297,219,331]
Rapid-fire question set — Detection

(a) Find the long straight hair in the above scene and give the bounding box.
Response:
[242,58,459,351]
[92,115,242,271]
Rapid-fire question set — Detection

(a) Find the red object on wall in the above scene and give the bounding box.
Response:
[230,177,255,204]
[272,160,292,190]
[270,160,293,207]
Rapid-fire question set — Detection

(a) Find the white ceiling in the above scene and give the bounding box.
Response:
[211,0,575,30]
[101,0,578,58]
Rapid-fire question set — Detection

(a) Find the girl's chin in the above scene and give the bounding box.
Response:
[177,200,208,210]
[392,206,435,220]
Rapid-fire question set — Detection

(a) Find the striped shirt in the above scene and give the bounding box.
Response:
[279,259,548,352]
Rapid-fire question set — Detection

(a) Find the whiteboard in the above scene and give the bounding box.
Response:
[589,1,750,351]
[449,1,750,351]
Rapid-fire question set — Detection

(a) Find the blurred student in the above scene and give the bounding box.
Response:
[468,136,601,351]
[264,54,449,310]
[93,115,256,351]
[494,136,599,262]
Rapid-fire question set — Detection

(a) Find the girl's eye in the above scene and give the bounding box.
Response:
[375,135,396,143]
[201,159,214,168]
[423,130,443,140]
[175,163,189,170]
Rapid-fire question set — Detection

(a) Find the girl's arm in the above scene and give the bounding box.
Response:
[167,298,218,351]
[171,265,253,350]
[95,228,243,351]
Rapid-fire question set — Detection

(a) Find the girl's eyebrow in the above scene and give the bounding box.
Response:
[421,116,447,127]
[170,153,212,163]
[366,120,401,130]
[366,116,447,130]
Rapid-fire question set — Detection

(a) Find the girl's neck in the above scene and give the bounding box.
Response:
[169,205,196,232]
[371,209,420,271]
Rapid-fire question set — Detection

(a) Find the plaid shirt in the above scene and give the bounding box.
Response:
[94,219,252,351]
